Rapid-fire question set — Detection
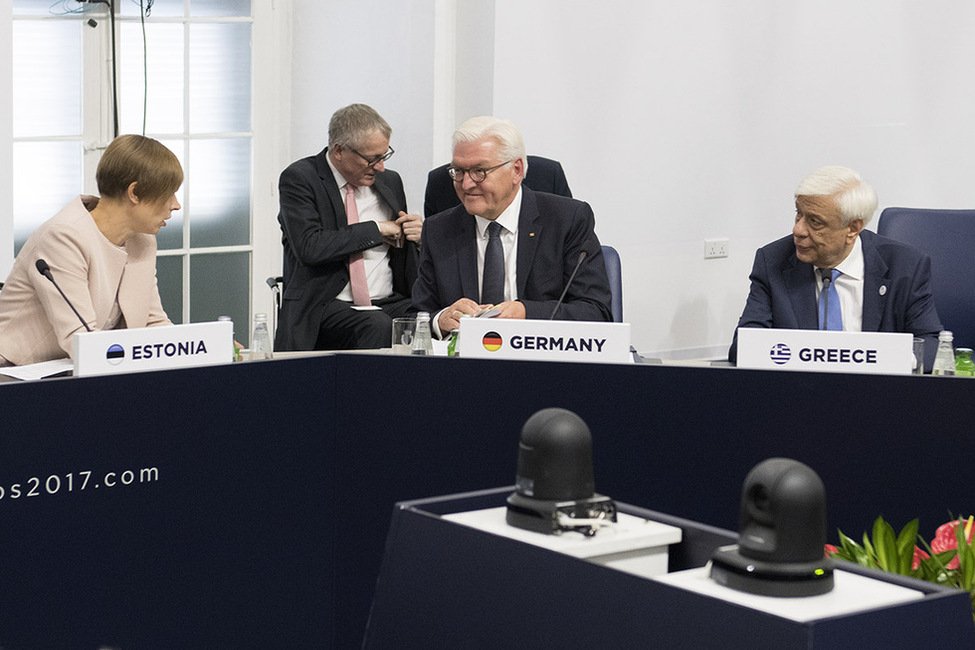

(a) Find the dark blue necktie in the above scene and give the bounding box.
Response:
[819,268,843,330]
[481,221,504,304]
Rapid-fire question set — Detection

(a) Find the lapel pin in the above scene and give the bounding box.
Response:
[529,232,535,237]
[879,285,887,296]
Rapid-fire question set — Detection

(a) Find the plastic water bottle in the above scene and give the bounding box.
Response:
[411,312,434,356]
[931,330,955,376]
[218,315,241,361]
[250,313,273,360]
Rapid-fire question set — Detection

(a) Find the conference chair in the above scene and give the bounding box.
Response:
[876,207,975,348]
[601,245,623,323]
[424,155,573,217]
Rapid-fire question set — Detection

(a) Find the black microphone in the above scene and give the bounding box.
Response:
[820,268,833,330]
[35,258,92,333]
[549,251,587,320]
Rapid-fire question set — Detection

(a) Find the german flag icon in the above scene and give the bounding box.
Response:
[482,331,503,352]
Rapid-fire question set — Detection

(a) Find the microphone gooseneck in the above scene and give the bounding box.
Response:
[35,258,93,333]
[820,268,832,331]
[549,251,588,320]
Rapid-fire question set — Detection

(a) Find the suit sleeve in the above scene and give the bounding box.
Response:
[277,164,383,267]
[145,274,173,327]
[521,202,612,322]
[410,217,442,314]
[31,225,99,355]
[903,254,943,369]
[728,247,775,362]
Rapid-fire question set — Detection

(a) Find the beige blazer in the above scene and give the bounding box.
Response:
[0,196,171,365]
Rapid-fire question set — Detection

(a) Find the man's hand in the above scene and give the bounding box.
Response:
[397,211,423,244]
[494,301,526,320]
[438,298,484,333]
[378,219,403,247]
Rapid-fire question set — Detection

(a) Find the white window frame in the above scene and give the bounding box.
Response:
[1,0,290,331]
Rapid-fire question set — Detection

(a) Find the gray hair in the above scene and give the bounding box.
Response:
[328,104,392,149]
[795,165,878,226]
[452,116,528,173]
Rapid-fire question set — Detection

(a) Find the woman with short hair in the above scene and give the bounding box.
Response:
[0,134,182,366]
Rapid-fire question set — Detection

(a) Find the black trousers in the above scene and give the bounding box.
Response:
[314,294,414,350]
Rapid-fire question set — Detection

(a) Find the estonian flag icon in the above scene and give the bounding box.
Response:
[482,331,503,352]
[106,344,125,365]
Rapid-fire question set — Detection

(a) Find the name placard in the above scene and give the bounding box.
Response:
[458,318,632,364]
[72,321,234,377]
[736,328,913,375]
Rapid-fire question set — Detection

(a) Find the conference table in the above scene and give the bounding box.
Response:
[0,352,971,647]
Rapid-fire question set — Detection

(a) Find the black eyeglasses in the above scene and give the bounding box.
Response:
[447,160,513,183]
[349,146,395,167]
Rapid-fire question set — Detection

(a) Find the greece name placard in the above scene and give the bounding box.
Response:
[737,328,912,375]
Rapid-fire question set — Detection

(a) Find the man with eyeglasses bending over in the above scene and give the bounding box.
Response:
[412,116,612,337]
[276,103,424,350]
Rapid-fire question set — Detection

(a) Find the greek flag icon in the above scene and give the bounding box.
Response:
[769,343,791,365]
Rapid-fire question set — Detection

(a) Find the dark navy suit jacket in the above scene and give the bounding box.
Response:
[412,186,612,322]
[423,155,572,217]
[276,148,418,351]
[728,229,942,364]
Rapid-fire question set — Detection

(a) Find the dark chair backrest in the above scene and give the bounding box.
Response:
[602,245,623,323]
[877,207,975,348]
[424,155,572,217]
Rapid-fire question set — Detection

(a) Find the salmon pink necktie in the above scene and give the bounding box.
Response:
[344,183,371,306]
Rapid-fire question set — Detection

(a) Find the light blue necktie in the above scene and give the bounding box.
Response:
[818,268,843,330]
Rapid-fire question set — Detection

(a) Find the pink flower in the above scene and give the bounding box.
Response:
[824,544,839,557]
[912,546,929,570]
[931,518,974,570]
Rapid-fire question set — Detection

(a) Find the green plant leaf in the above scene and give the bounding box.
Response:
[873,516,899,573]
[834,530,874,567]
[956,524,975,591]
[895,519,920,574]
[863,531,876,560]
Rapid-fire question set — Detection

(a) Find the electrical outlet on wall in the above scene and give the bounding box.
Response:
[704,238,730,259]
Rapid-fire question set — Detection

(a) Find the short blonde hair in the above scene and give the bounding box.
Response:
[96,134,183,203]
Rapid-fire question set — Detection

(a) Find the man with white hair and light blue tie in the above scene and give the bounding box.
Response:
[728,165,942,367]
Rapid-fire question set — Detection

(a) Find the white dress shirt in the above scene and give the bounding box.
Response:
[327,156,395,302]
[816,235,864,331]
[432,187,523,338]
[474,186,522,303]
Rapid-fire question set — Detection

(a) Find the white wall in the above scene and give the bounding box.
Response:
[6,2,975,354]
[289,0,438,216]
[488,0,975,356]
[276,1,975,356]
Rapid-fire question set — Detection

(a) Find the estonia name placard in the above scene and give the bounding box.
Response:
[73,321,234,377]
